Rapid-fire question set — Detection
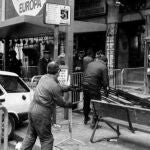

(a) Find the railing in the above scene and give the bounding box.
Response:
[71,72,84,104]
[109,69,122,89]
[0,105,8,150]
[75,0,106,19]
[21,66,38,82]
[109,67,144,92]
[30,75,42,89]
[30,72,84,105]
[28,66,144,93]
[70,67,144,93]
[122,67,144,86]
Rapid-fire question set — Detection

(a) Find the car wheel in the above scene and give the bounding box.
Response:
[2,115,15,140]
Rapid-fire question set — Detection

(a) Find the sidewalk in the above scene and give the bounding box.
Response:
[11,106,150,150]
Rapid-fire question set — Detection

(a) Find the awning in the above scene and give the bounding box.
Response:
[0,15,57,39]
[0,15,106,39]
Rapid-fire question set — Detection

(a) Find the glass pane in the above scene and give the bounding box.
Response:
[0,75,30,93]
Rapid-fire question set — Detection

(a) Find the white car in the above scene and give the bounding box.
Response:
[0,71,33,139]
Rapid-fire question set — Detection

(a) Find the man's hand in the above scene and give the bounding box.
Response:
[104,87,109,97]
[66,102,73,108]
[69,84,82,91]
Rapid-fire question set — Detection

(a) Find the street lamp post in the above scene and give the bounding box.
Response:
[2,0,5,21]
[144,36,150,94]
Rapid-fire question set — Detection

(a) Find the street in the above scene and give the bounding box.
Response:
[10,107,150,150]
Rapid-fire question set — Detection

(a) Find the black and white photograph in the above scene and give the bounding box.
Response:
[0,0,150,150]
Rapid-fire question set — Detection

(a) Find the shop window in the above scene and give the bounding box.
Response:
[75,0,106,19]
[119,0,146,12]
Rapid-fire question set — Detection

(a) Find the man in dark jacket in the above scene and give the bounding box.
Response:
[21,61,72,150]
[83,48,94,72]
[38,50,51,75]
[82,54,109,127]
[8,50,22,76]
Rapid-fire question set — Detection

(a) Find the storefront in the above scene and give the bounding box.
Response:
[0,0,106,79]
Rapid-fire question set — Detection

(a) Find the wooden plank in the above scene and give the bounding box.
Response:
[92,99,150,112]
[92,99,150,126]
[101,117,150,133]
[108,95,133,105]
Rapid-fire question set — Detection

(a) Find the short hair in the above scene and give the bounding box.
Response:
[47,61,60,74]
[87,48,93,56]
[95,50,104,58]
[100,55,108,63]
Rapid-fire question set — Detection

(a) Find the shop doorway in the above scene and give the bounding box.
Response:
[73,32,106,72]
[75,32,105,54]
[117,20,145,69]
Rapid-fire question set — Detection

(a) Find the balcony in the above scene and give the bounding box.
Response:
[75,0,106,19]
[119,0,147,13]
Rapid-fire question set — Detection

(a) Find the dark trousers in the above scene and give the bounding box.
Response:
[21,103,54,150]
[83,90,91,120]
[83,88,101,121]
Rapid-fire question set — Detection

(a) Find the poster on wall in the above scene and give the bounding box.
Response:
[12,0,46,16]
[106,23,117,76]
[58,65,70,86]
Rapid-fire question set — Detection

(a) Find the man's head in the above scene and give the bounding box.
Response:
[95,50,103,59]
[95,50,108,64]
[47,61,60,75]
[86,48,93,57]
[43,50,50,60]
[57,53,65,65]
[100,55,108,64]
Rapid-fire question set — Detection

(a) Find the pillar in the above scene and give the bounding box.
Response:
[64,0,74,120]
[106,0,119,75]
[144,15,150,94]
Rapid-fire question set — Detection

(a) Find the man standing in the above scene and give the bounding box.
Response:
[38,50,51,75]
[8,50,22,76]
[82,53,109,127]
[21,61,72,150]
[82,48,93,124]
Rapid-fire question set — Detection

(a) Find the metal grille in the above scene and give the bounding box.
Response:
[71,72,84,104]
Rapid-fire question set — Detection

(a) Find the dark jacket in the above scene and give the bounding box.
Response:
[38,58,50,75]
[83,56,93,72]
[83,59,109,94]
[8,58,22,76]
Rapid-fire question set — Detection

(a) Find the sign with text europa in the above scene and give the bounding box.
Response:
[12,0,46,16]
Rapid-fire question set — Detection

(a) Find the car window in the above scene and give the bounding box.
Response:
[0,88,3,96]
[0,75,30,93]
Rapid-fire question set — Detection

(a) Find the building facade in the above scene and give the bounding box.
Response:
[74,0,150,92]
[74,0,149,69]
[0,0,150,91]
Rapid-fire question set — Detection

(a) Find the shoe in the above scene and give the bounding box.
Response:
[90,123,95,129]
[53,124,61,128]
[84,116,90,125]
[15,142,22,150]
